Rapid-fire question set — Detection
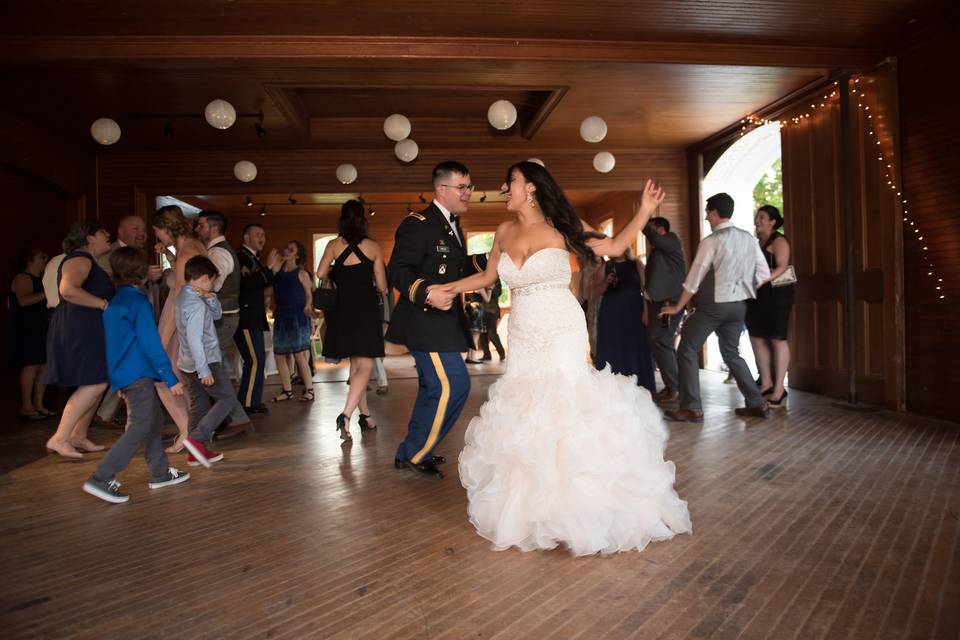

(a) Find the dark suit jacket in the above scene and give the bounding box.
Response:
[237,245,274,331]
[642,223,686,302]
[385,203,484,352]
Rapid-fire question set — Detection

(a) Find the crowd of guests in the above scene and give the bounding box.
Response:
[587,193,795,422]
[7,200,389,503]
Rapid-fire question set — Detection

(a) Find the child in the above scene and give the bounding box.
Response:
[177,255,238,468]
[83,247,190,504]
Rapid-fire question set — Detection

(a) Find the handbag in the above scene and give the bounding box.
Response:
[313,278,337,311]
[771,265,798,288]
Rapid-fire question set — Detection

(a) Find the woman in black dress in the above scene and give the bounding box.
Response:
[317,200,388,441]
[45,221,115,459]
[594,247,656,393]
[8,249,52,420]
[746,205,795,407]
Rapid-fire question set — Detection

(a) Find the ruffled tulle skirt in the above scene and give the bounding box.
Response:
[458,363,692,556]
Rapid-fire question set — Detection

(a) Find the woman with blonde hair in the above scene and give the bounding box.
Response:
[152,205,207,452]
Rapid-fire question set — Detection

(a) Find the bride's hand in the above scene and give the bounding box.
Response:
[633,179,667,216]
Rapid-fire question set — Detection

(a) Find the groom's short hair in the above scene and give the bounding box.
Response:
[432,161,470,187]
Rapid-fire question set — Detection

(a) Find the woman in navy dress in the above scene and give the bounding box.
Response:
[317,200,388,440]
[594,248,656,393]
[270,240,316,402]
[8,248,52,420]
[44,221,115,459]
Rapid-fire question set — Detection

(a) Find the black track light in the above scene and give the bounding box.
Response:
[254,122,267,138]
[368,207,376,216]
[259,206,267,217]
[163,120,173,138]
[288,195,297,205]
[245,196,253,207]
[418,193,427,204]
[479,192,487,202]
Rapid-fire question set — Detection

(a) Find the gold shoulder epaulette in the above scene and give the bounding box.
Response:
[407,212,426,221]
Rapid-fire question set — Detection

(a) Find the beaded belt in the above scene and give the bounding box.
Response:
[510,282,569,297]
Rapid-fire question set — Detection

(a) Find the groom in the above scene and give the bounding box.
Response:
[387,160,485,479]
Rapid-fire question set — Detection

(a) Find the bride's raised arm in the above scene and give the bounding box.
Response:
[583,179,666,258]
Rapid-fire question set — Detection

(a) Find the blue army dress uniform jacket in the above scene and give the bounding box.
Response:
[386,203,485,353]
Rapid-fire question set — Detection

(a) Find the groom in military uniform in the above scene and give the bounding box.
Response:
[387,160,486,479]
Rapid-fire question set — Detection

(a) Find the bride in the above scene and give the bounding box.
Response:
[433,161,691,556]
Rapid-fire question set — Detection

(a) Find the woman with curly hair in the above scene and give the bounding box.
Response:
[152,205,207,452]
[269,240,316,402]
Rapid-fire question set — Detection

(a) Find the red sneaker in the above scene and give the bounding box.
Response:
[183,437,224,468]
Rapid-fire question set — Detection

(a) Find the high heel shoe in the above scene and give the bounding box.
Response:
[70,438,105,453]
[165,434,185,454]
[768,390,789,407]
[336,414,352,441]
[272,389,294,402]
[358,413,377,431]
[45,440,83,459]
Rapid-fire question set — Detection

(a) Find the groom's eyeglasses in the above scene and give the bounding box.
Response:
[440,183,475,193]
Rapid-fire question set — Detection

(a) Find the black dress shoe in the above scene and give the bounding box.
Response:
[395,459,443,479]
[246,405,269,415]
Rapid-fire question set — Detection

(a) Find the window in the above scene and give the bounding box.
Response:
[313,234,337,280]
[467,231,510,307]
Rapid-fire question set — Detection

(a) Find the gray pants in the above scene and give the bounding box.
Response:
[181,362,240,444]
[647,299,683,392]
[93,378,169,483]
[215,313,249,425]
[677,301,763,411]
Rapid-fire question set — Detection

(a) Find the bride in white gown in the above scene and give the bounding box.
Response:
[433,162,691,556]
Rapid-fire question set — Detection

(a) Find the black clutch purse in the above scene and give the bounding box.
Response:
[313,279,337,312]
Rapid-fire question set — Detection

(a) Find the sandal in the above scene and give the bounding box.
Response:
[299,389,315,402]
[165,434,185,454]
[272,389,294,402]
[358,413,377,431]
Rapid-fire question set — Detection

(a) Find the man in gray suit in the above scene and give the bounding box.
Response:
[643,216,686,403]
[659,193,771,423]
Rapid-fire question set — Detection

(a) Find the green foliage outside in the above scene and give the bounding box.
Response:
[467,232,510,306]
[753,158,784,231]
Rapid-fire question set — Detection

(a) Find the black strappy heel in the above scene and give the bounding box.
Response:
[358,413,377,431]
[336,413,352,441]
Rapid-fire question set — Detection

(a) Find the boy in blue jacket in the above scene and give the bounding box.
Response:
[83,247,190,504]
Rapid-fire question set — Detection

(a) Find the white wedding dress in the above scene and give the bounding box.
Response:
[458,248,692,556]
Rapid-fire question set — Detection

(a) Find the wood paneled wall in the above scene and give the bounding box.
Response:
[898,22,960,421]
[781,71,904,409]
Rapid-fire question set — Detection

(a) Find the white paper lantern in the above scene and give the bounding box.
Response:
[580,116,608,143]
[527,157,545,167]
[336,163,358,185]
[90,118,121,145]
[383,114,412,142]
[394,138,419,163]
[233,160,258,182]
[592,151,616,173]
[487,100,518,130]
[205,99,237,130]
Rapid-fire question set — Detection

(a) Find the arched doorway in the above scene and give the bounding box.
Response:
[700,122,781,372]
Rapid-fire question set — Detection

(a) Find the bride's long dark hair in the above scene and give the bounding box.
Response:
[506,161,600,265]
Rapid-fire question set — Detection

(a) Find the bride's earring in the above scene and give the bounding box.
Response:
[526,193,537,208]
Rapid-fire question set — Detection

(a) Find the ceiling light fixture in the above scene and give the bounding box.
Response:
[245,196,253,207]
[418,193,427,204]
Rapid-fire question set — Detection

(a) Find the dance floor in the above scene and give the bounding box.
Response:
[1,358,958,639]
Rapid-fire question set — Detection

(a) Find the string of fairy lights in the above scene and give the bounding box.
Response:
[738,77,946,300]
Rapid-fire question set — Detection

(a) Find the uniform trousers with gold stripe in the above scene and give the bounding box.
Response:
[396,351,470,465]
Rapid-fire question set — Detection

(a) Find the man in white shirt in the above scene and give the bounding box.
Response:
[659,193,771,422]
[196,210,250,431]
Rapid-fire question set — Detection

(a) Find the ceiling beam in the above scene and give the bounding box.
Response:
[0,35,882,69]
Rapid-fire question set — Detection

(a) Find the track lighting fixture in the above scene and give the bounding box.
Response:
[479,192,487,202]
[368,207,376,216]
[418,193,427,204]
[287,195,297,205]
[259,205,266,217]
[163,120,173,138]
[245,196,253,207]
[254,115,267,138]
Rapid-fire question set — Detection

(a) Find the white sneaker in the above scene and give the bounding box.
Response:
[148,467,191,489]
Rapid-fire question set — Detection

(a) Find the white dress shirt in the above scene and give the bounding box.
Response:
[206,235,234,292]
[682,221,770,303]
[433,199,461,245]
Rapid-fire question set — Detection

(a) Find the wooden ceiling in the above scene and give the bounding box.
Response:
[1,1,954,193]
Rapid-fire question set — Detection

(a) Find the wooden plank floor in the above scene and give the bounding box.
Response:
[1,359,958,640]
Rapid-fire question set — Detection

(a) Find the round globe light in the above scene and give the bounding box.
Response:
[204,99,237,130]
[90,118,121,145]
[580,116,608,143]
[487,100,518,130]
[527,157,545,167]
[394,138,419,163]
[592,151,616,173]
[383,114,412,142]
[233,160,258,182]
[336,163,358,185]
